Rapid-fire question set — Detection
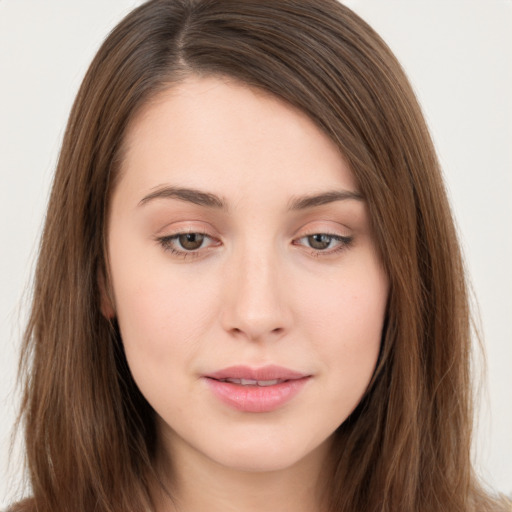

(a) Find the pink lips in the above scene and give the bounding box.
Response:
[204,365,310,413]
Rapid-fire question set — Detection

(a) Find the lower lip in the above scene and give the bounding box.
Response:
[204,377,310,413]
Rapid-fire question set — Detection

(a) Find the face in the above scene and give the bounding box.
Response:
[107,75,388,475]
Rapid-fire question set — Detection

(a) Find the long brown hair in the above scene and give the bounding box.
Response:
[13,1,510,511]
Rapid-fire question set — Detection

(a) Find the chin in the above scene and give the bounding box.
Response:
[204,432,332,474]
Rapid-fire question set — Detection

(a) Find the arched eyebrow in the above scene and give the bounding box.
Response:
[287,190,363,210]
[138,186,226,209]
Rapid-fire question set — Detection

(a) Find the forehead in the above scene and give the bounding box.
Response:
[117,75,358,205]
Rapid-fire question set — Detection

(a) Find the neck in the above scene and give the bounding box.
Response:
[152,434,332,512]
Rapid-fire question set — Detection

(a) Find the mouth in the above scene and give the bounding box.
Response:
[213,377,289,387]
[205,364,308,382]
[203,365,311,413]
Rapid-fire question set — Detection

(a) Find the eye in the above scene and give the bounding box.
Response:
[156,231,219,257]
[176,232,206,250]
[306,234,335,250]
[295,233,353,255]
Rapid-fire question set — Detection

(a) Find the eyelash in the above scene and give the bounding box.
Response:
[294,233,353,257]
[155,232,353,259]
[156,232,219,259]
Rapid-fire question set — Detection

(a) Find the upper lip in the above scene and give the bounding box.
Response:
[205,365,308,382]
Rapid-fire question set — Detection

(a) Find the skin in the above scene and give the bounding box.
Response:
[106,75,389,512]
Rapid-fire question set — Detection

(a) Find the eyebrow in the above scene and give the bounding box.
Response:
[138,185,363,210]
[139,186,226,209]
[287,189,364,210]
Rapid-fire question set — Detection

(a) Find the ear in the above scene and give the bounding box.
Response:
[98,266,116,319]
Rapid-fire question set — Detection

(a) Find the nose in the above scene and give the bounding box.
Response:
[220,244,292,343]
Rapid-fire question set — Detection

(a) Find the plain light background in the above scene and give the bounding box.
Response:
[1,0,511,506]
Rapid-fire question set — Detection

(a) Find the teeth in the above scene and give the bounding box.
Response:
[220,378,282,386]
[257,379,280,386]
[241,379,258,385]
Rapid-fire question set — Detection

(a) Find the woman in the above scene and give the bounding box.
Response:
[9,0,511,511]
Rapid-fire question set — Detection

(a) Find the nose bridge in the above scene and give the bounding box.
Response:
[221,236,290,341]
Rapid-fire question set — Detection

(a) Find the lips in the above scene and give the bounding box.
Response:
[203,365,311,413]
[216,378,283,387]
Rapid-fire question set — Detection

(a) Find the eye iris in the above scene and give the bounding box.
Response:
[308,234,332,250]
[178,233,205,250]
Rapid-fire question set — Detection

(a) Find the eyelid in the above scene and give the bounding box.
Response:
[154,222,222,259]
[154,221,353,259]
[291,220,354,254]
[153,219,216,236]
[293,232,353,255]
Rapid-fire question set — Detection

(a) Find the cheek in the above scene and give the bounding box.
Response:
[115,277,217,353]
[111,271,221,418]
[109,239,220,371]
[297,258,387,390]
[300,261,387,337]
